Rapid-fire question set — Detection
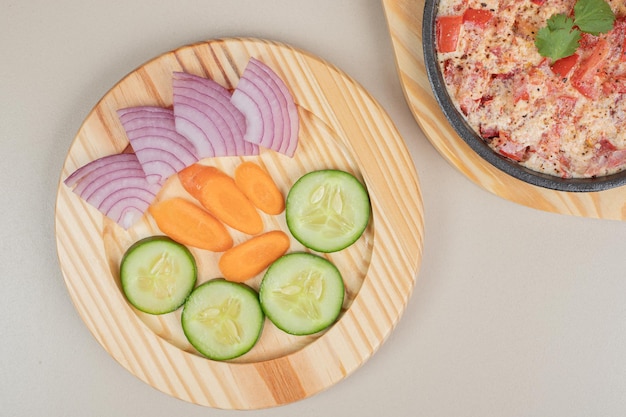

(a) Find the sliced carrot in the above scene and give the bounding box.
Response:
[234,161,285,215]
[149,197,233,251]
[178,163,208,201]
[218,230,290,282]
[179,164,263,235]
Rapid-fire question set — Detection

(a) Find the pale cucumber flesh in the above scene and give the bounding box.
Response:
[181,279,264,361]
[259,253,344,335]
[286,169,370,253]
[120,236,197,315]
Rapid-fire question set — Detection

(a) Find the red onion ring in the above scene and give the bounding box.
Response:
[64,153,160,229]
[173,72,258,158]
[117,106,198,185]
[231,57,299,157]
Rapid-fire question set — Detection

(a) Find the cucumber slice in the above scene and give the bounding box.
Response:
[181,279,264,361]
[259,253,344,335]
[120,236,197,315]
[286,169,370,253]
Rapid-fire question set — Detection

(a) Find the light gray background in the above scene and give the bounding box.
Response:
[2,1,626,416]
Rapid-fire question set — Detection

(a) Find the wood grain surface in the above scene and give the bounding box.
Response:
[382,0,626,221]
[55,38,424,409]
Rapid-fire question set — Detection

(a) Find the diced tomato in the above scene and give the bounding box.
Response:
[571,77,599,99]
[598,138,618,153]
[571,39,610,99]
[530,0,546,5]
[479,94,494,106]
[513,89,530,103]
[585,139,626,176]
[558,155,572,178]
[498,141,530,162]
[479,124,499,139]
[494,132,530,162]
[459,99,478,115]
[555,95,577,118]
[550,54,579,79]
[463,8,493,28]
[456,63,489,115]
[608,149,626,169]
[442,59,457,85]
[436,15,463,53]
[602,76,626,95]
[512,72,529,103]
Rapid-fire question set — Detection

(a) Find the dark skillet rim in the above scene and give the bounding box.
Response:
[422,0,626,192]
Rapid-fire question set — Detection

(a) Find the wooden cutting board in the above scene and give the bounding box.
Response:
[382,0,626,221]
[55,38,424,409]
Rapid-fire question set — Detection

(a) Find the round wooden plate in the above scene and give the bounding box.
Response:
[382,0,626,221]
[55,38,424,409]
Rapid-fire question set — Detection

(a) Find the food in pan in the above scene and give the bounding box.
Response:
[435,0,626,178]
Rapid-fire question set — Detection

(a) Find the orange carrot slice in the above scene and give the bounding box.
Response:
[218,231,290,282]
[179,164,263,235]
[234,162,285,215]
[149,197,233,251]
[177,163,207,201]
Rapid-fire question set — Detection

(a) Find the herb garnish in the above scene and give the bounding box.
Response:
[535,0,615,61]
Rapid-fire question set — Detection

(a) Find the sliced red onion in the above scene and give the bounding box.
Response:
[174,71,232,100]
[64,153,160,229]
[117,106,198,185]
[172,72,258,158]
[247,58,298,154]
[231,57,299,157]
[65,152,136,187]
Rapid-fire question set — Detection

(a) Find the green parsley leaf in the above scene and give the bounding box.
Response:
[546,13,576,32]
[535,14,581,61]
[534,0,616,61]
[574,0,616,35]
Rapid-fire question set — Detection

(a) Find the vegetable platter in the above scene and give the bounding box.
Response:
[382,0,626,221]
[54,38,424,409]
